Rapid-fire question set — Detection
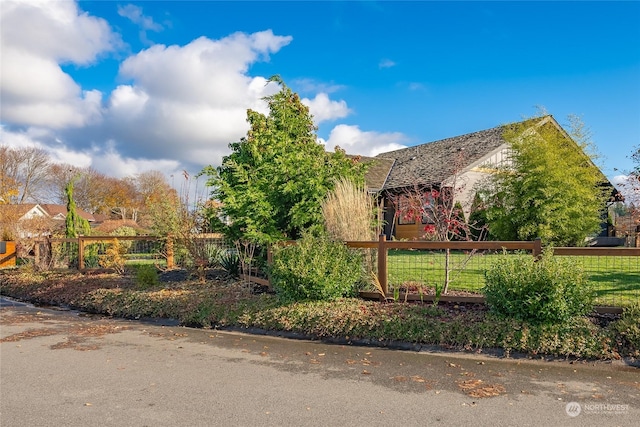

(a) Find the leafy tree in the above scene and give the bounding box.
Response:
[391,151,487,294]
[203,76,366,244]
[483,115,609,246]
[145,172,213,278]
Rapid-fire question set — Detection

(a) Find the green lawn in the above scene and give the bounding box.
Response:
[385,250,640,307]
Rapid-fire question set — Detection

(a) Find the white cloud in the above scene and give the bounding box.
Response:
[118,4,163,31]
[293,78,345,94]
[2,1,359,180]
[117,4,163,45]
[105,31,292,166]
[379,59,396,69]
[302,93,351,124]
[1,0,118,64]
[323,124,408,156]
[408,82,427,91]
[90,142,181,179]
[0,0,118,128]
[0,126,181,180]
[613,174,629,186]
[0,126,92,168]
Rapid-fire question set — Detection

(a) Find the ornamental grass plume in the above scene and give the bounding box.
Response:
[322,178,378,241]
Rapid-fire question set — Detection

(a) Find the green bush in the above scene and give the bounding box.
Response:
[482,249,594,324]
[111,226,137,251]
[609,303,640,357]
[220,250,240,277]
[269,232,363,302]
[135,264,160,290]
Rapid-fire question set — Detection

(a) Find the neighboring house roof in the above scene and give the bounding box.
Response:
[40,204,95,222]
[375,124,506,190]
[0,203,49,222]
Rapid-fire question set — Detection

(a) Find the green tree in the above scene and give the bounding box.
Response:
[203,76,366,244]
[64,176,90,238]
[484,114,609,246]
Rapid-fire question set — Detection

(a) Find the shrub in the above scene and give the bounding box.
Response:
[135,264,160,290]
[269,232,363,302]
[609,303,640,357]
[220,250,240,277]
[482,249,594,324]
[99,239,127,274]
[111,226,137,251]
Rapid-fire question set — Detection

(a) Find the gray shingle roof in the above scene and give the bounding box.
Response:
[375,124,507,190]
[349,155,395,192]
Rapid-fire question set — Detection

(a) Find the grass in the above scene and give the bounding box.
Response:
[1,268,639,361]
[386,250,640,307]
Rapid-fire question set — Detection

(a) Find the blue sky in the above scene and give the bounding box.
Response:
[1,0,639,191]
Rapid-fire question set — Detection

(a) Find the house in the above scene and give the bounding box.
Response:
[0,203,95,239]
[361,115,622,241]
[40,204,95,223]
[0,204,52,239]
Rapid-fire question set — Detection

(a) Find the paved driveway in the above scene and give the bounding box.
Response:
[1,298,638,426]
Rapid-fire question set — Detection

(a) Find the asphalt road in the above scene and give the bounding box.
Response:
[1,297,639,427]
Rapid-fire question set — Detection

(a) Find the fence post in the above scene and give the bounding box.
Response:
[533,238,542,260]
[377,234,388,296]
[78,236,85,270]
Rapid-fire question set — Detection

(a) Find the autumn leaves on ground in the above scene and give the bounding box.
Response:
[1,268,639,363]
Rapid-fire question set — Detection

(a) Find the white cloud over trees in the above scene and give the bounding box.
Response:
[0,0,409,183]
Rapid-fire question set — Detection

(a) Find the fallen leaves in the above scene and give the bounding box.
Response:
[456,379,506,398]
[0,328,60,342]
[0,319,129,352]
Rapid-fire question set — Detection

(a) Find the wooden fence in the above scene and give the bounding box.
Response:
[33,236,170,270]
[346,236,640,311]
[27,234,640,311]
[347,235,542,295]
[33,235,233,271]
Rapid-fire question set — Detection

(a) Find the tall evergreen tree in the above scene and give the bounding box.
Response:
[64,176,90,238]
[203,76,365,244]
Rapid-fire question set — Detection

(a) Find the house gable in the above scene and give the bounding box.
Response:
[21,204,50,220]
[0,203,49,223]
